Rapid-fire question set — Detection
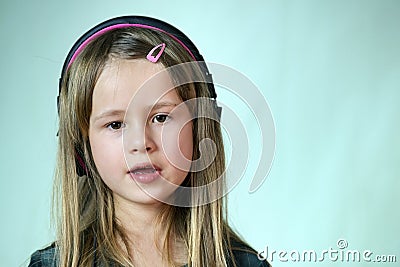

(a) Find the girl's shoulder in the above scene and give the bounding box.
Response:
[229,239,271,267]
[28,243,58,267]
[230,249,270,267]
[27,241,271,267]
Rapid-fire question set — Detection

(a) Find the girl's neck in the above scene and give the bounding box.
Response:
[113,194,165,241]
[113,194,187,266]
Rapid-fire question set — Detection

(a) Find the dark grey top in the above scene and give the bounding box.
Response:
[28,242,271,267]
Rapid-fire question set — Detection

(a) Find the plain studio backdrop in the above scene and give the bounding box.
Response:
[1,1,399,266]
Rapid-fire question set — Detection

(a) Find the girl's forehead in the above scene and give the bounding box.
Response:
[98,58,166,88]
[92,59,178,112]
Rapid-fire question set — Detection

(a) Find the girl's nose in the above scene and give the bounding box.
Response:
[124,124,156,154]
[131,143,153,153]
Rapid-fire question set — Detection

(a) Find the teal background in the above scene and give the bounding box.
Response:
[1,0,399,266]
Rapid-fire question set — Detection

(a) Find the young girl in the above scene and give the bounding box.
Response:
[28,16,271,267]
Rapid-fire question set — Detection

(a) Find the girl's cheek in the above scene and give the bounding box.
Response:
[90,132,123,168]
[179,123,193,160]
[157,121,193,170]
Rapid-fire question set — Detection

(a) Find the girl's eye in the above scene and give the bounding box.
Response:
[152,114,170,124]
[106,121,125,130]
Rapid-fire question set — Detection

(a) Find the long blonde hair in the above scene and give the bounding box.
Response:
[55,27,248,267]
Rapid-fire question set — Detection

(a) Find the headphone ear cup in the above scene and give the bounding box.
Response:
[74,147,88,176]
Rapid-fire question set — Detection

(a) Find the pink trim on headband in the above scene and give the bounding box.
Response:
[67,23,196,69]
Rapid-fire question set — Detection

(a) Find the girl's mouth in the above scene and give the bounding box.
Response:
[128,163,161,184]
[130,167,157,174]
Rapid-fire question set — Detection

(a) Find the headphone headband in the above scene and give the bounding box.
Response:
[66,23,197,70]
[60,15,219,103]
[60,15,216,97]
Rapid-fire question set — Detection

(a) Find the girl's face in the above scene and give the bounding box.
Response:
[89,59,193,205]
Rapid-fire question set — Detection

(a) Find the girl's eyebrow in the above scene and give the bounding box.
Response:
[149,101,179,110]
[93,109,126,122]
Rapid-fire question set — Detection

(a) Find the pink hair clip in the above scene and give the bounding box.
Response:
[146,43,166,63]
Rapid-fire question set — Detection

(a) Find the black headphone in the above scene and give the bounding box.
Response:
[58,15,221,176]
[58,15,220,113]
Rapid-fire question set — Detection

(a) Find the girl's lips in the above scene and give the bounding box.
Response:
[127,162,161,184]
